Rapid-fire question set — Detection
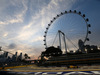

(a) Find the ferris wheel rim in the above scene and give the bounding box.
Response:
[43,10,91,49]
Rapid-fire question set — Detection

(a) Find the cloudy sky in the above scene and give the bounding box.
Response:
[0,0,100,59]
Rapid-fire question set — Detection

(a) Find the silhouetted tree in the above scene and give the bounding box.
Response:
[24,53,31,59]
[24,53,28,59]
[42,46,62,57]
[28,57,30,59]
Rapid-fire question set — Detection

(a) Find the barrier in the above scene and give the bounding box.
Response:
[0,71,100,74]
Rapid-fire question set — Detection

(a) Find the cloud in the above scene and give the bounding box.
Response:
[3,32,8,37]
[18,0,78,56]
[8,43,17,49]
[0,18,23,25]
[0,0,79,58]
[17,30,35,41]
[0,0,28,25]
[32,36,44,42]
[0,21,7,25]
[36,0,77,29]
[16,0,78,43]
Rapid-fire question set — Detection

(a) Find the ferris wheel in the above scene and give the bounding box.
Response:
[43,10,91,53]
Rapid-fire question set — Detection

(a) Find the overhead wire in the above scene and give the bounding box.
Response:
[52,32,58,46]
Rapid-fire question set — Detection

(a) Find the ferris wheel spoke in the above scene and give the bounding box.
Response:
[65,35,78,50]
[52,32,58,46]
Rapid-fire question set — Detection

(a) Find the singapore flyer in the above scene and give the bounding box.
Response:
[43,10,91,53]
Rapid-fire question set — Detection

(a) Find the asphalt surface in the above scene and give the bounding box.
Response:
[1,65,100,75]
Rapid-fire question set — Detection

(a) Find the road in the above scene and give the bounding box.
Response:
[1,65,100,74]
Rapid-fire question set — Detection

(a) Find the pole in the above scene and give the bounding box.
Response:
[58,30,61,50]
[63,33,67,54]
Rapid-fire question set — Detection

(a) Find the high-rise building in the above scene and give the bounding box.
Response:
[12,55,16,61]
[19,53,22,60]
[3,52,8,58]
[17,53,22,61]
[15,52,17,61]
[15,52,17,56]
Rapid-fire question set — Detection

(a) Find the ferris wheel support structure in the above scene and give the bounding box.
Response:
[58,30,67,53]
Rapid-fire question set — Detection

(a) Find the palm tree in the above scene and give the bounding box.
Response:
[24,53,31,59]
[24,53,28,59]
